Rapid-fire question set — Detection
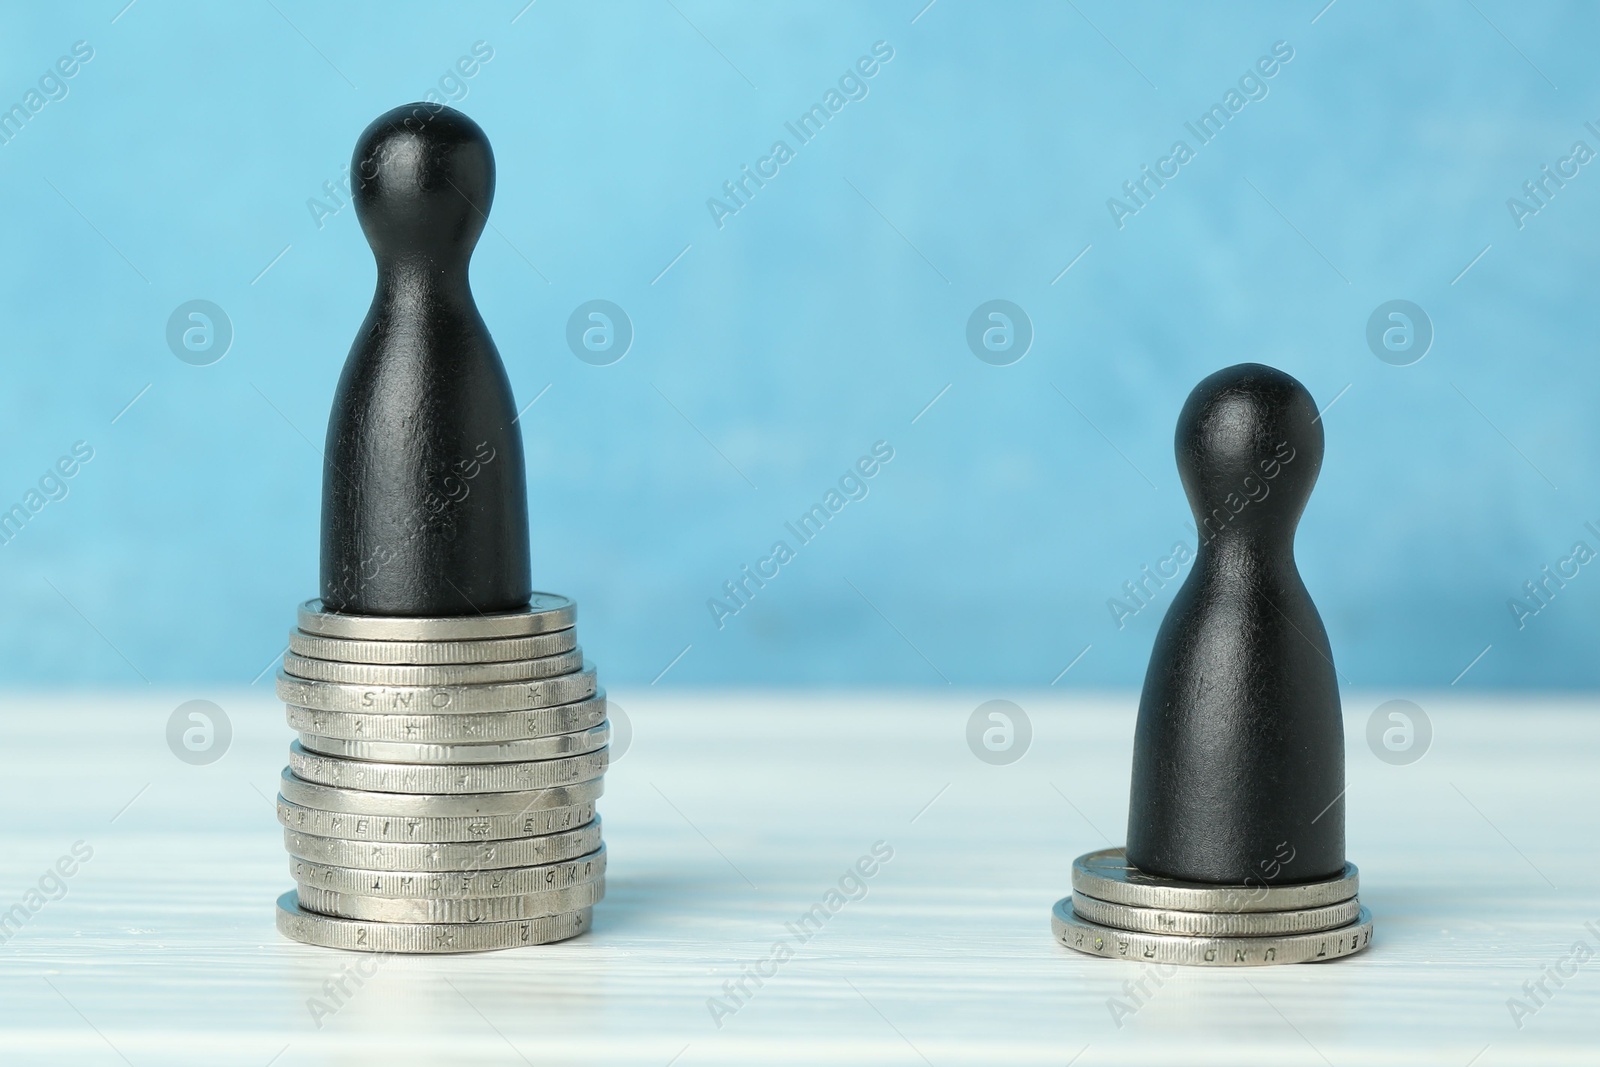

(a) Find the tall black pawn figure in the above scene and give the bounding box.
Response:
[321,102,531,617]
[1125,363,1344,885]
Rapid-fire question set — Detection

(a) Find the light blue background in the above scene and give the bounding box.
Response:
[0,0,1593,689]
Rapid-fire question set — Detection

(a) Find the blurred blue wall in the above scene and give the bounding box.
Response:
[0,0,1594,688]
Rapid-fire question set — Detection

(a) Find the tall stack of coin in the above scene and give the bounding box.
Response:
[272,593,609,953]
[1052,848,1372,966]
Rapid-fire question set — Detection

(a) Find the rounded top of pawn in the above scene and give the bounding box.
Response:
[351,103,494,265]
[1176,363,1324,543]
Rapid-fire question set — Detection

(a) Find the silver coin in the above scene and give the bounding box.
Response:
[291,845,605,898]
[1052,897,1372,966]
[276,665,597,714]
[282,819,602,871]
[276,767,602,817]
[289,628,577,665]
[282,648,584,686]
[284,693,607,743]
[277,796,598,843]
[297,722,610,764]
[288,743,608,795]
[1071,848,1358,913]
[296,878,605,923]
[276,890,591,953]
[1069,891,1362,937]
[297,593,577,641]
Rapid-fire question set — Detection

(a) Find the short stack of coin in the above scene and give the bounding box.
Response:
[272,593,609,953]
[1052,848,1372,967]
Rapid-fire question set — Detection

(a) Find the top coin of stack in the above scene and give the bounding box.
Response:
[273,592,611,954]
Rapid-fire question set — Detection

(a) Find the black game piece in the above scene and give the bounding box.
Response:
[320,102,531,616]
[1125,363,1345,885]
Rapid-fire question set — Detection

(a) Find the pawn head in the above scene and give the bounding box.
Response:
[1176,363,1324,546]
[351,103,494,265]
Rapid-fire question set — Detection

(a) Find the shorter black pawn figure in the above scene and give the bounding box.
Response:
[1126,363,1344,885]
[321,102,531,617]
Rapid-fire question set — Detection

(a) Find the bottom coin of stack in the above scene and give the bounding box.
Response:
[272,593,609,954]
[1052,848,1372,967]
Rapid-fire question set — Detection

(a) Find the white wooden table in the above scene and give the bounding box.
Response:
[1,691,1595,1065]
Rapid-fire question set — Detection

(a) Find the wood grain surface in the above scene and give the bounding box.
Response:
[0,691,1594,1065]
